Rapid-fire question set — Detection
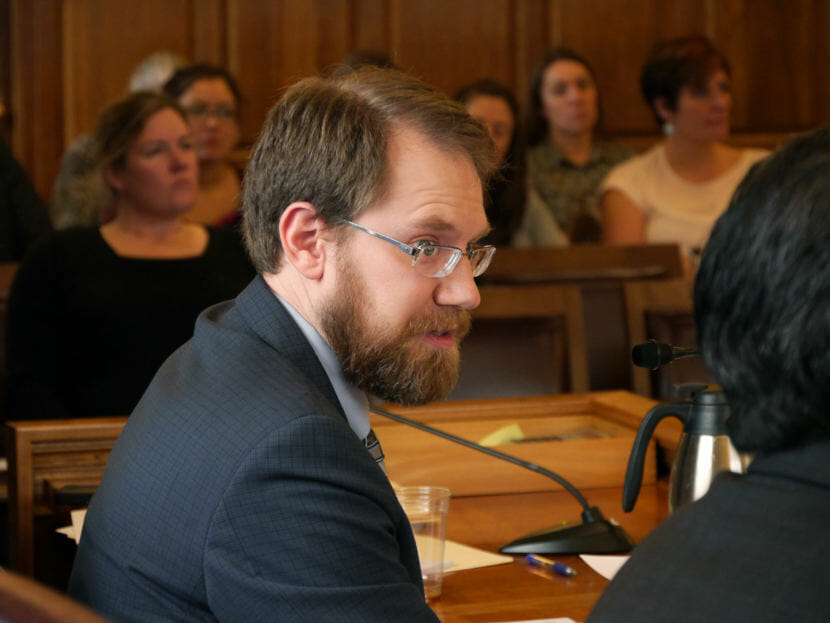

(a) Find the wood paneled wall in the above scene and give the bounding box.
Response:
[7,0,829,202]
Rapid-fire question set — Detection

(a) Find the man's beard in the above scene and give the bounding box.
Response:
[320,263,471,406]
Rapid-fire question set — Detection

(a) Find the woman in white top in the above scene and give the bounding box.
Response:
[600,36,768,265]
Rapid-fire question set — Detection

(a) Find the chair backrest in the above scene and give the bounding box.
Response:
[480,244,684,286]
[5,417,127,577]
[623,278,714,398]
[478,245,686,392]
[0,569,108,622]
[448,283,588,399]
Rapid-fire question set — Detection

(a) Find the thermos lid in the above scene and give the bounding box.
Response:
[687,385,731,434]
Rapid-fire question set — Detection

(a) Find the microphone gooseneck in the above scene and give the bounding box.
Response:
[371,405,633,555]
[371,405,590,509]
[632,339,699,370]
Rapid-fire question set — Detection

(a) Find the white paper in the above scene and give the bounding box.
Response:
[579,554,629,580]
[57,508,87,544]
[443,538,513,573]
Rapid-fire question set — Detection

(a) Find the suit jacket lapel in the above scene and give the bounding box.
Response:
[234,276,347,422]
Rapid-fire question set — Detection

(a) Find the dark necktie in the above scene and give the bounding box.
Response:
[363,428,387,474]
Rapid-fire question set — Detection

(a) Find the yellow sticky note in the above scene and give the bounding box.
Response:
[478,423,524,447]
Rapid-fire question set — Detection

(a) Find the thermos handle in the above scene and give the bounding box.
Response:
[622,402,692,512]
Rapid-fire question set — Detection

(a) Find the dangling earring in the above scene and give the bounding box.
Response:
[662,120,675,136]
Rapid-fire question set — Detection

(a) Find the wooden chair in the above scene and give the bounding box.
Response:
[448,283,588,400]
[479,245,685,391]
[5,417,127,578]
[0,568,108,622]
[623,278,714,399]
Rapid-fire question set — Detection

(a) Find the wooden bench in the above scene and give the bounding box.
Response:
[5,417,127,577]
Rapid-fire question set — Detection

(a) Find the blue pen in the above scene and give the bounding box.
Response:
[525,554,577,577]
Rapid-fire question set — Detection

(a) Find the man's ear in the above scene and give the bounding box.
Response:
[279,202,329,280]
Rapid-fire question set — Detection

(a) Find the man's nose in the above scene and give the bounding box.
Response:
[433,257,481,310]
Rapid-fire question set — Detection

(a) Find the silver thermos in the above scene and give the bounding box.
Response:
[622,384,749,513]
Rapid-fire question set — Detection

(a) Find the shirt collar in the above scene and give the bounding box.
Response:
[274,295,371,440]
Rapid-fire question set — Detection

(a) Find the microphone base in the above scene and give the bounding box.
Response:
[499,506,634,555]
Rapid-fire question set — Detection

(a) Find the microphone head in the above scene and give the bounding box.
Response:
[631,340,673,370]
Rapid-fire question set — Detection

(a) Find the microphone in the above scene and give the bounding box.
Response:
[632,339,699,370]
[371,405,633,556]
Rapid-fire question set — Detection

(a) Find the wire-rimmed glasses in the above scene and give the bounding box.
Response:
[339,219,496,278]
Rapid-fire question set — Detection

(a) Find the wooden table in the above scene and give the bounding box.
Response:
[431,483,668,622]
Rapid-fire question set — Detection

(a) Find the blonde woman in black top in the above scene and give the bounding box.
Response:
[5,92,253,421]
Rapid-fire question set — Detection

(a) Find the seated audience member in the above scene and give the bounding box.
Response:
[163,64,243,226]
[52,50,187,229]
[5,92,253,422]
[600,36,768,266]
[519,48,634,246]
[456,78,526,246]
[0,139,51,260]
[68,68,498,622]
[588,126,830,623]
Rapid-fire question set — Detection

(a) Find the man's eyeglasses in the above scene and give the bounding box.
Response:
[339,219,496,278]
[183,104,237,120]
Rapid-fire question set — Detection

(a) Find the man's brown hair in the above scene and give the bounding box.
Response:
[242,68,499,273]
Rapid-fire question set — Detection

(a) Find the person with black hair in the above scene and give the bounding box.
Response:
[163,63,243,226]
[455,78,526,246]
[523,48,634,245]
[588,126,830,623]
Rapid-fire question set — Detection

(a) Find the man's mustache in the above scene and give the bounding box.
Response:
[404,310,472,342]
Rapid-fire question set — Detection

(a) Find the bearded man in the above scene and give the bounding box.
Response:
[68,68,498,622]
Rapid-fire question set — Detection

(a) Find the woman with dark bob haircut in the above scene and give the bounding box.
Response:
[588,127,830,623]
[5,91,253,422]
[599,36,768,270]
[521,48,634,245]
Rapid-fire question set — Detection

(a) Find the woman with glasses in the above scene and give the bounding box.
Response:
[163,64,243,226]
[4,92,253,422]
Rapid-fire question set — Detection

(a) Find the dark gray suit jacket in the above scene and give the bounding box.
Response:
[68,276,438,622]
[587,437,830,622]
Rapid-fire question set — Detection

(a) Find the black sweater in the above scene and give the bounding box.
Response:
[4,226,254,421]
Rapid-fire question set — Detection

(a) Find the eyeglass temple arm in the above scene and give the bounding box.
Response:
[340,219,418,258]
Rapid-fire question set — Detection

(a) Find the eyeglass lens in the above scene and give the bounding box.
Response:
[414,245,493,278]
